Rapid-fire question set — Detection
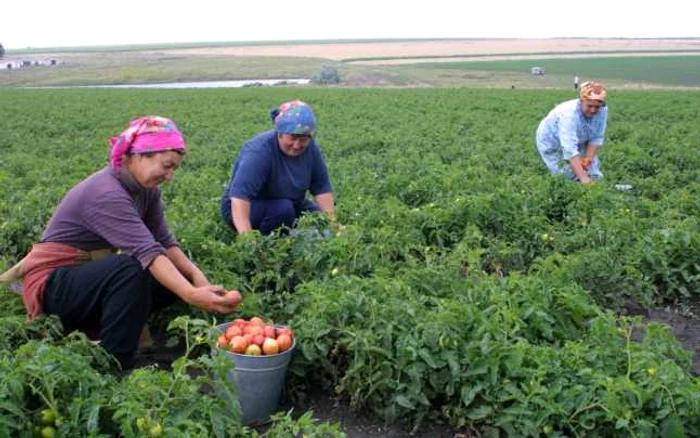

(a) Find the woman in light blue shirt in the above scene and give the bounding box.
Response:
[536,81,608,185]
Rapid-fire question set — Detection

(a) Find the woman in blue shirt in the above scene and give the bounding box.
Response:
[220,100,338,235]
[536,81,608,185]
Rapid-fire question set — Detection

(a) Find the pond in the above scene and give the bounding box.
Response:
[44,78,311,89]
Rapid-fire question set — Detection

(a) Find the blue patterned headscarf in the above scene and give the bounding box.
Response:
[269,100,316,136]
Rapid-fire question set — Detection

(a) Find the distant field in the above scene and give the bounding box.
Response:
[0,55,327,87]
[11,38,699,58]
[7,38,440,55]
[3,39,700,88]
[411,56,700,87]
[344,50,700,63]
[163,38,700,61]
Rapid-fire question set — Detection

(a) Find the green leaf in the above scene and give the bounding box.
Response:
[418,348,438,369]
[395,395,415,409]
[661,415,686,438]
[87,405,101,433]
[0,400,24,418]
[467,405,493,420]
[461,383,483,407]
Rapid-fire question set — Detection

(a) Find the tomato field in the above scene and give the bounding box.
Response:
[1,87,699,437]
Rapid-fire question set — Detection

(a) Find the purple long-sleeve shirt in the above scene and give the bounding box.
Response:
[41,166,177,269]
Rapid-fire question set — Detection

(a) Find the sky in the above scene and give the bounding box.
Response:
[3,0,699,49]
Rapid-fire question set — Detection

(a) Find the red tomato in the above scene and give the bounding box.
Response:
[245,325,263,336]
[225,325,243,339]
[229,336,248,354]
[277,328,294,339]
[262,338,280,355]
[263,325,276,338]
[217,335,228,347]
[276,334,293,352]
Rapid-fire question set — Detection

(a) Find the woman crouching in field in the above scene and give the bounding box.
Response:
[220,100,341,235]
[0,116,242,370]
[535,81,608,185]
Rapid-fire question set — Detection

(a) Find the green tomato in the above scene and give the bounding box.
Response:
[136,417,148,432]
[543,424,554,435]
[149,423,163,437]
[39,409,57,426]
[40,426,56,438]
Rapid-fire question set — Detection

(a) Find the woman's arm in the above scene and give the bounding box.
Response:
[314,192,335,216]
[231,197,253,233]
[314,192,345,231]
[582,144,599,169]
[149,254,241,313]
[166,245,209,287]
[569,156,592,184]
[226,145,273,234]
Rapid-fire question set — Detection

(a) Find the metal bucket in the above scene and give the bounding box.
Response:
[214,322,296,426]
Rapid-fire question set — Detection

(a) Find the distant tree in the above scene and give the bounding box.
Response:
[0,43,5,58]
[312,64,341,85]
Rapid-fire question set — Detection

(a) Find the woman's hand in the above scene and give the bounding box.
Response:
[186,286,243,314]
[330,219,346,235]
[581,157,592,171]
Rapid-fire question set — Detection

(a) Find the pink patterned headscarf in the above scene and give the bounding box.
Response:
[109,116,186,170]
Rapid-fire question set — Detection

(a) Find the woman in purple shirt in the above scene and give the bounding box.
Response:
[220,100,339,235]
[5,116,242,370]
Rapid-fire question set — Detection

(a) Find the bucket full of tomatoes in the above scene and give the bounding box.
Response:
[214,317,295,426]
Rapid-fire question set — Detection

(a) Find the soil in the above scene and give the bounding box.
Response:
[133,302,700,437]
[275,391,475,438]
[621,300,700,376]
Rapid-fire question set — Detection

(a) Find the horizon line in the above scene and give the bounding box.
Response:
[5,36,700,52]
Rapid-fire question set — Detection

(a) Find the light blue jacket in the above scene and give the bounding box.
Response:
[536,99,608,160]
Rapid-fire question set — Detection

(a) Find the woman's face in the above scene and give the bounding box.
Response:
[581,99,604,118]
[125,150,183,189]
[278,133,312,157]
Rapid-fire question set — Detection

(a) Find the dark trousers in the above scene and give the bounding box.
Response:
[222,198,320,235]
[43,255,177,369]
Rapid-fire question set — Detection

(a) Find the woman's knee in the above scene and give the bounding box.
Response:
[105,257,152,305]
[110,256,148,281]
